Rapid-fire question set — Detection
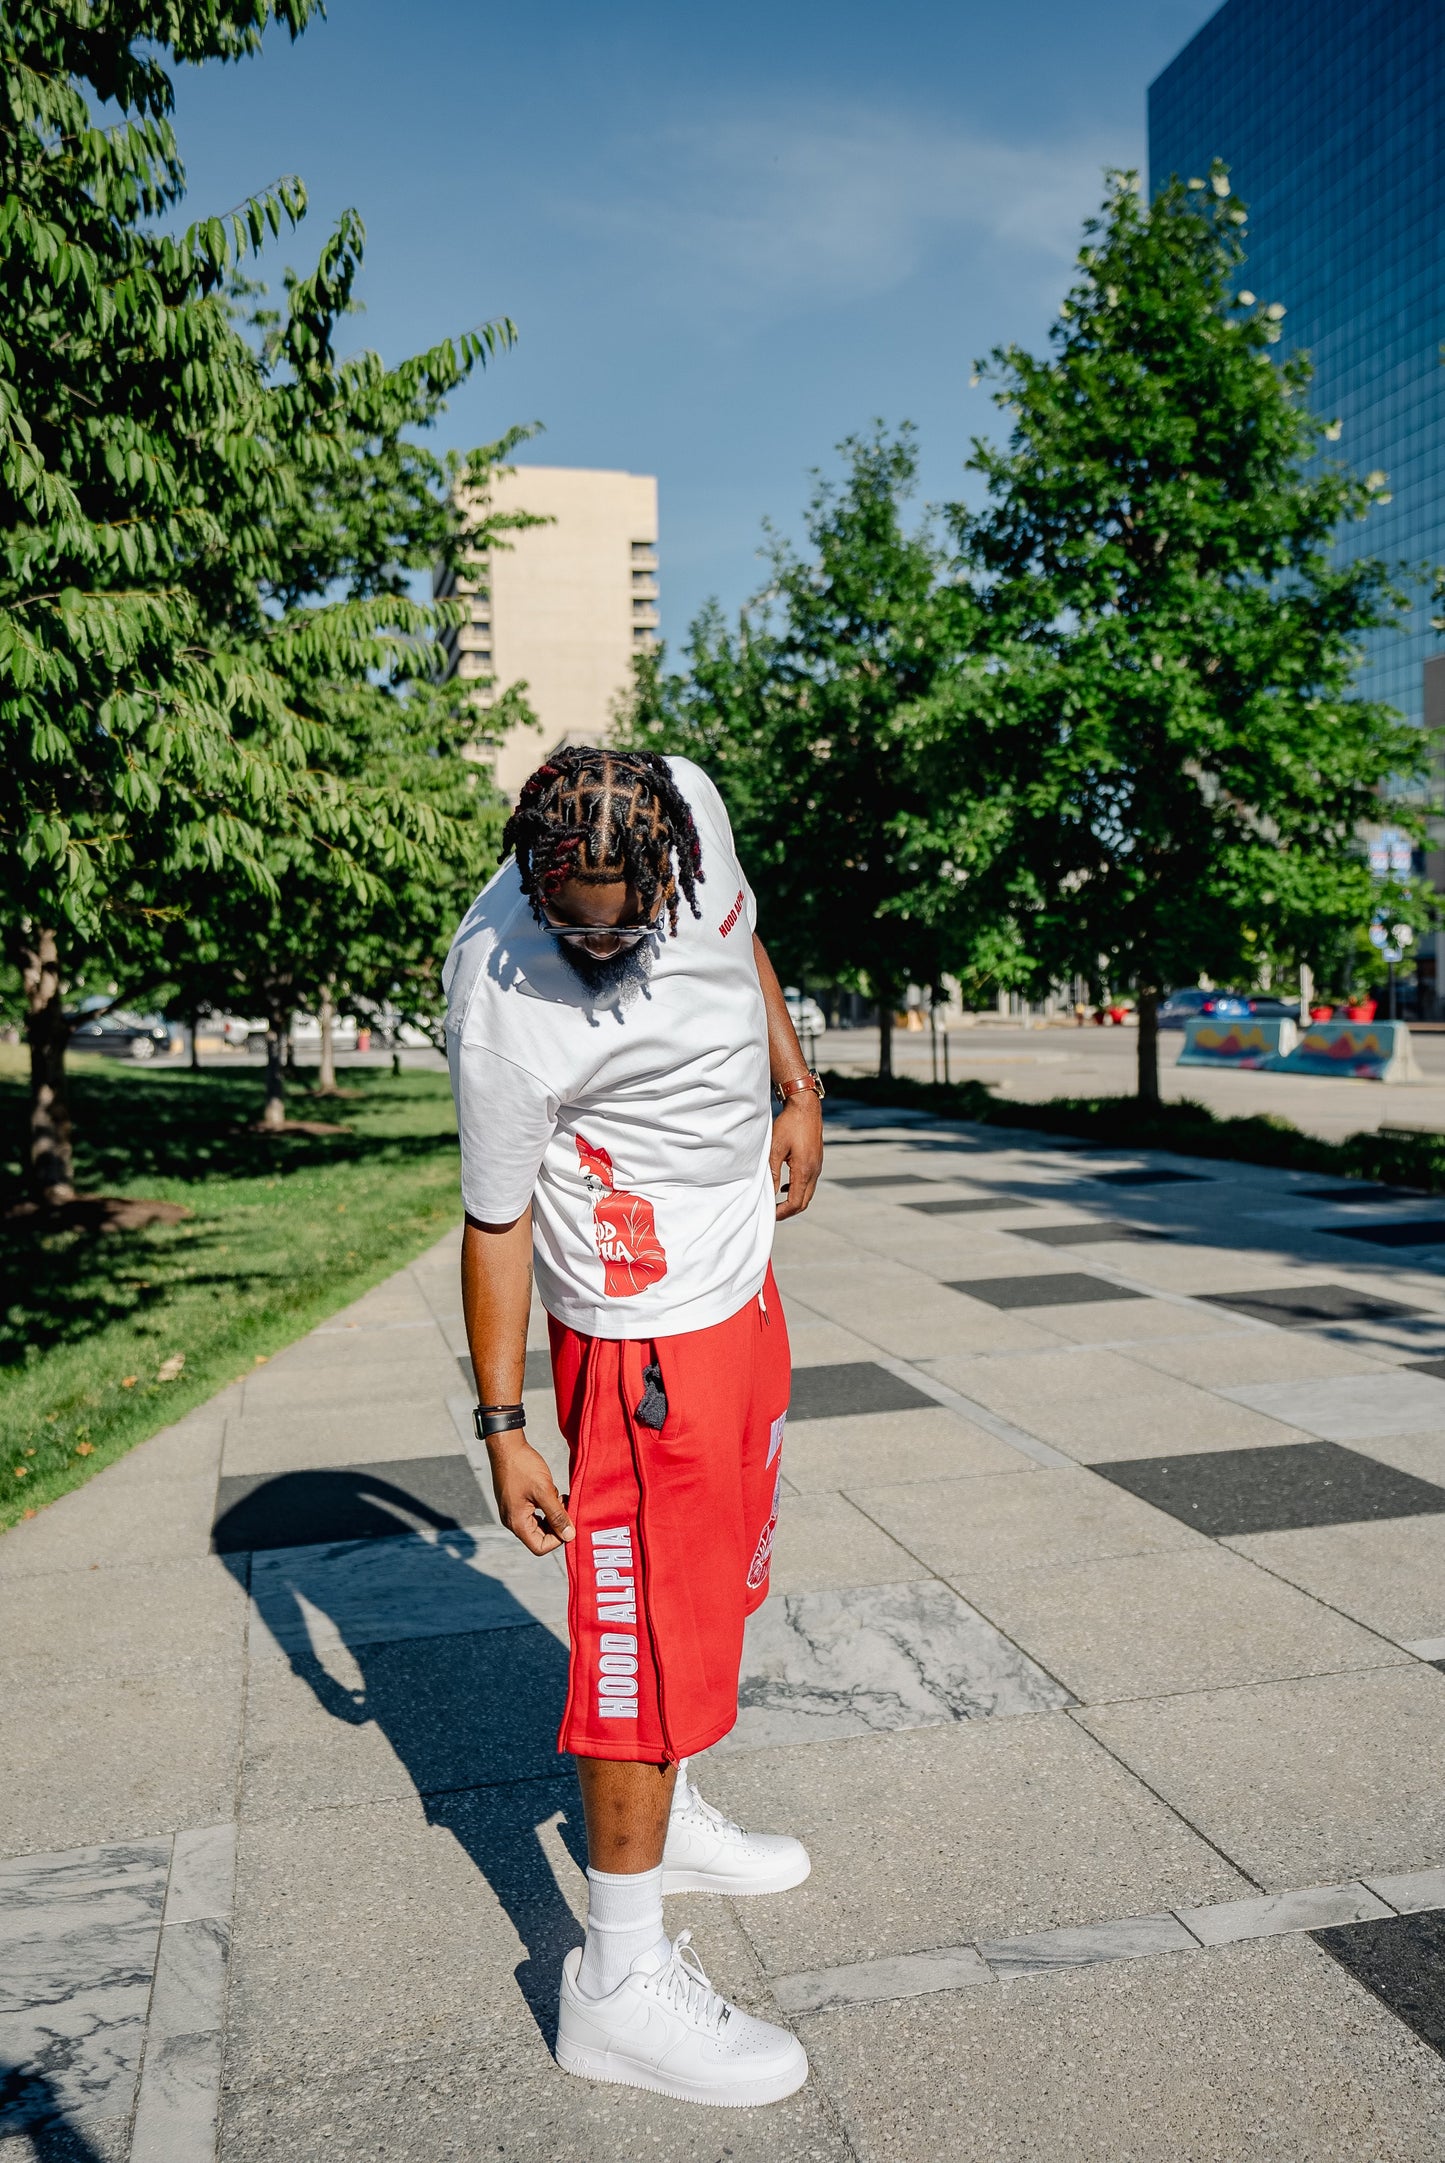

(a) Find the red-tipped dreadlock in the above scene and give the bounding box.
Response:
[502,747,705,936]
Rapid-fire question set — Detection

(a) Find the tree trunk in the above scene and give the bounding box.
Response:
[262,1009,289,1131]
[1136,986,1161,1105]
[189,1005,201,1074]
[318,980,337,1094]
[21,928,76,1204]
[877,998,895,1080]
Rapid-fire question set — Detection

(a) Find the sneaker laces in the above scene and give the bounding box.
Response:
[647,1931,730,2034]
[673,1775,744,1840]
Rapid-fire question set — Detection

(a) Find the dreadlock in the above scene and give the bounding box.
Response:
[502,746,705,937]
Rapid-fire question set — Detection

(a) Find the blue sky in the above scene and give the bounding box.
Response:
[170,0,1218,638]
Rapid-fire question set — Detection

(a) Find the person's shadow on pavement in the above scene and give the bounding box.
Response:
[0,2068,116,2160]
[214,1471,586,2045]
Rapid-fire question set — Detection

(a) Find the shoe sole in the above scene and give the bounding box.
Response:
[556,2035,808,2107]
[660,1852,812,1898]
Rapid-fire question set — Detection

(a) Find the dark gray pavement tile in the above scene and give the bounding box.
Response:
[831,1173,939,1189]
[1408,1356,1445,1380]
[947,1273,1146,1310]
[1014,1219,1173,1246]
[1200,1283,1424,1328]
[1313,1909,1445,2059]
[1091,1168,1210,1186]
[788,1362,936,1421]
[1096,1440,1445,1537]
[798,1936,1445,2162]
[1292,1185,1422,1204]
[212,1457,484,1555]
[1328,1220,1445,1248]
[904,1196,1040,1216]
[455,1346,553,1394]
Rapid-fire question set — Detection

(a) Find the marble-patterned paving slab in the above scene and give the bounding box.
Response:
[977,1912,1195,1978]
[0,1842,171,2134]
[1217,1368,1445,1442]
[248,1524,569,1663]
[721,1578,1071,1750]
[0,1843,169,1945]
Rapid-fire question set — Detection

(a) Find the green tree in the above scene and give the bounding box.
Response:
[957,166,1421,1100]
[626,428,1007,1075]
[0,0,518,1195]
[146,325,542,1127]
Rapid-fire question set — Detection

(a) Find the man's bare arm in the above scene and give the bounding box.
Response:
[461,1211,574,1555]
[753,934,824,1219]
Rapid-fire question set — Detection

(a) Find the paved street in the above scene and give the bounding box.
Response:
[821,1022,1445,1143]
[6,1100,1445,2158]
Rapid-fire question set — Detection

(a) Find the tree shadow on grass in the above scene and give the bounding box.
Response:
[1,1066,456,1194]
[214,1473,586,2050]
[0,1068,458,1369]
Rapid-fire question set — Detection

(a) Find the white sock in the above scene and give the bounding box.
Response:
[577,1865,668,1999]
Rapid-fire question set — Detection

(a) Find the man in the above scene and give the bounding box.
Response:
[444,745,826,2108]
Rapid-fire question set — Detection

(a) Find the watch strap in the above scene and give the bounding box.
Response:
[774,1069,826,1103]
[474,1403,527,1440]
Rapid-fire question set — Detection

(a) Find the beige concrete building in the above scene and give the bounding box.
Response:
[435,465,659,797]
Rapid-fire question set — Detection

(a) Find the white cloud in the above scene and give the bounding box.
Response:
[560,101,1127,320]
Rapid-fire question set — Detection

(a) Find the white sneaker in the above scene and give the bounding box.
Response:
[662,1765,811,1897]
[556,1930,808,2107]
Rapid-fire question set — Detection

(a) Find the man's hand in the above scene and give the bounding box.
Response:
[488,1431,575,1554]
[770,1093,824,1218]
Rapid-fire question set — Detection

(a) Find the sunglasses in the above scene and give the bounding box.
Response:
[539,912,658,948]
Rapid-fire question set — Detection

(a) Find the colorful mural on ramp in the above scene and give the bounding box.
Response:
[1179,1017,1297,1069]
[1272,1020,1424,1083]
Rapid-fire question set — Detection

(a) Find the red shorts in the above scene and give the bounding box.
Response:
[549,1266,790,1763]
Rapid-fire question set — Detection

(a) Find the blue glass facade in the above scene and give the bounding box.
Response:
[1149,0,1445,728]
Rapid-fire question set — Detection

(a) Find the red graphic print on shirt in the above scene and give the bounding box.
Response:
[576,1134,668,1298]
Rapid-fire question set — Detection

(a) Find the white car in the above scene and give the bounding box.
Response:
[784,989,826,1037]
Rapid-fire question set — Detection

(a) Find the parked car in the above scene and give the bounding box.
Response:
[1246,995,1301,1022]
[69,1010,172,1060]
[210,1015,267,1049]
[1159,988,1212,1030]
[784,988,826,1037]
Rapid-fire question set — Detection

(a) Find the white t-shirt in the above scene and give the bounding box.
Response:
[443,756,774,1339]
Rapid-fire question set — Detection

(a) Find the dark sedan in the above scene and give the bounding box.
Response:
[69,1010,173,1060]
[1159,988,1250,1030]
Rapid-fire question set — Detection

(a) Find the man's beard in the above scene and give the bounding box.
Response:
[557,937,655,1005]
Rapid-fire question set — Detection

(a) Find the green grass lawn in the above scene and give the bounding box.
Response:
[1,1052,462,1530]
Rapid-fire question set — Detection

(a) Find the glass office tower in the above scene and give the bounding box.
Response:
[1149,0,1444,729]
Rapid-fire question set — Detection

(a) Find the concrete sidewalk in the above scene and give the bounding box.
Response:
[5,1105,1445,2158]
